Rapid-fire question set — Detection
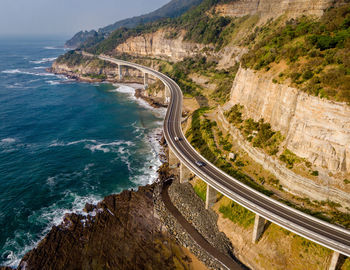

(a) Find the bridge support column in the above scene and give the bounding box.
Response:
[164,85,170,104]
[144,73,149,89]
[329,252,340,270]
[168,149,179,169]
[180,163,192,183]
[205,184,216,209]
[252,214,266,243]
[118,64,123,80]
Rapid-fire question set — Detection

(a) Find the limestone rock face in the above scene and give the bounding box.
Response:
[115,29,207,61]
[215,0,346,21]
[50,62,146,83]
[229,68,350,174]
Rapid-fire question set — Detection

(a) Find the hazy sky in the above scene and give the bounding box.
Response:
[0,0,170,36]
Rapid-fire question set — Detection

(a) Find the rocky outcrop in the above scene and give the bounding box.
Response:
[215,0,346,21]
[228,68,350,175]
[15,185,202,270]
[115,29,208,61]
[50,61,147,84]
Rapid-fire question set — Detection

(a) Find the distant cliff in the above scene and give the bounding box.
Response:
[114,29,207,61]
[65,0,203,48]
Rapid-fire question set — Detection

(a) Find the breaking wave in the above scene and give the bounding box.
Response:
[1,69,56,77]
[30,57,57,64]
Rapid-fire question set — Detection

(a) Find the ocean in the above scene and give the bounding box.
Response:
[0,36,165,267]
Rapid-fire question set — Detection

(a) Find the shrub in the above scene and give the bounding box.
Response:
[279,149,303,169]
[311,170,319,176]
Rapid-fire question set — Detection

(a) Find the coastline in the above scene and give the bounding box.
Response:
[0,67,248,270]
[0,65,167,268]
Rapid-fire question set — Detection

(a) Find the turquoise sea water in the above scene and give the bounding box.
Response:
[0,36,165,267]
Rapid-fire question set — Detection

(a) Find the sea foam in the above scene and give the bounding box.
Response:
[30,57,57,64]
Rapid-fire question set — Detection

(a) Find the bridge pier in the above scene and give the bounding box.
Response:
[329,252,341,270]
[118,64,123,80]
[144,73,149,89]
[168,149,179,169]
[180,163,192,183]
[165,85,171,104]
[205,184,216,209]
[252,214,266,243]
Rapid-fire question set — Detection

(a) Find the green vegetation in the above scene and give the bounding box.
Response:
[219,198,255,228]
[159,56,216,97]
[186,107,220,162]
[193,180,207,201]
[279,149,304,169]
[210,63,239,103]
[56,51,116,70]
[183,15,232,45]
[160,56,239,101]
[224,105,284,155]
[311,170,319,176]
[187,108,274,196]
[172,0,234,47]
[56,50,85,66]
[279,197,350,229]
[219,135,233,151]
[241,4,350,102]
[82,0,238,54]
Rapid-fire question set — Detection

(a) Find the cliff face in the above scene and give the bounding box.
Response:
[215,0,345,21]
[115,29,208,61]
[50,61,147,83]
[228,67,350,176]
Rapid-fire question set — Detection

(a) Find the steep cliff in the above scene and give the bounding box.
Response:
[65,0,203,48]
[228,67,350,176]
[114,29,208,61]
[215,0,346,21]
[50,56,147,84]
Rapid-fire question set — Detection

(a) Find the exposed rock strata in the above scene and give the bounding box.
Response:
[215,0,346,21]
[50,61,151,84]
[115,29,208,62]
[228,68,350,176]
[134,89,167,108]
[217,107,350,209]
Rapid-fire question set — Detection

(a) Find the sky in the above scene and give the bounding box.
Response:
[0,0,170,36]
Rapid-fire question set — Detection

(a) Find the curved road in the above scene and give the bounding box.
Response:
[97,54,350,257]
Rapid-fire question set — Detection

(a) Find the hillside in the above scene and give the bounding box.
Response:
[65,0,203,48]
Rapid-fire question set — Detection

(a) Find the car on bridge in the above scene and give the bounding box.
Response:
[195,160,205,167]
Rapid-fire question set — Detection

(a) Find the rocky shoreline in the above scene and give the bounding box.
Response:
[134,88,167,109]
[0,139,245,270]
